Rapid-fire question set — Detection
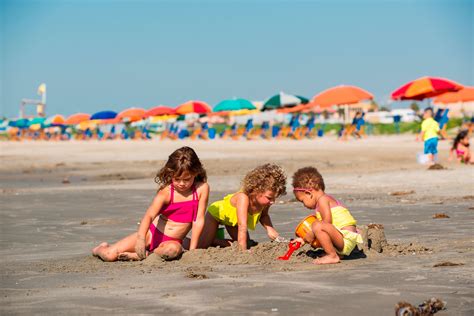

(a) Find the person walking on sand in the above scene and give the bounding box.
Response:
[92,146,209,261]
[417,107,440,165]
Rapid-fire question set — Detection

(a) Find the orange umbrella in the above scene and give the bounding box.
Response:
[45,114,66,125]
[175,100,212,115]
[65,113,91,125]
[144,106,175,117]
[308,85,374,108]
[391,76,463,101]
[433,86,474,104]
[117,108,146,122]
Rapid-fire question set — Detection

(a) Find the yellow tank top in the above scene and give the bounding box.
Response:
[315,205,357,229]
[207,193,262,230]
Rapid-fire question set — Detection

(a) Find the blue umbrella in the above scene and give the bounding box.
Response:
[91,110,117,120]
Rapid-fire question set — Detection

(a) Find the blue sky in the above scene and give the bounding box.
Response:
[0,0,472,118]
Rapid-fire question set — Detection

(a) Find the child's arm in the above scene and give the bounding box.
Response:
[416,130,424,142]
[189,183,210,250]
[135,190,167,259]
[259,206,279,240]
[235,193,250,251]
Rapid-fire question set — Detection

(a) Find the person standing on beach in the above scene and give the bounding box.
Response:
[92,146,209,261]
[418,107,440,165]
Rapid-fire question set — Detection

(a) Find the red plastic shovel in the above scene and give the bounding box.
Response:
[277,241,302,260]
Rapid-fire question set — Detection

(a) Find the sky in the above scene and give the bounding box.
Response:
[0,0,472,118]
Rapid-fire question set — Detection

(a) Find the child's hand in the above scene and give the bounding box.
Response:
[266,227,280,241]
[291,237,305,245]
[135,236,146,260]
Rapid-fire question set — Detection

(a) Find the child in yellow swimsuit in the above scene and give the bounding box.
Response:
[292,166,363,264]
[198,164,287,251]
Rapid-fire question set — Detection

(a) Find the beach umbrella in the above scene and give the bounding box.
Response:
[27,117,46,126]
[309,85,374,108]
[117,108,146,122]
[433,86,474,104]
[45,114,65,126]
[391,76,463,101]
[77,120,97,130]
[144,106,175,117]
[214,99,256,112]
[9,118,29,128]
[65,113,91,125]
[262,92,309,110]
[175,101,212,115]
[228,109,259,116]
[90,110,117,120]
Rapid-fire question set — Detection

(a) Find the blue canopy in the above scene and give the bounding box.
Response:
[91,110,117,120]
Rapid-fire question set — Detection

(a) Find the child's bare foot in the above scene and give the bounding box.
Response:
[92,242,109,256]
[313,254,340,265]
[117,252,140,261]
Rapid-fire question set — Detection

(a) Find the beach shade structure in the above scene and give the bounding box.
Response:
[175,101,212,115]
[228,109,260,116]
[117,108,146,122]
[65,113,91,125]
[262,92,309,111]
[45,114,66,126]
[77,120,97,131]
[433,86,474,104]
[90,110,118,120]
[309,85,374,108]
[213,99,257,112]
[391,76,463,101]
[144,106,175,117]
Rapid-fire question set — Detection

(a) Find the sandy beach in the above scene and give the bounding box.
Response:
[1,136,473,315]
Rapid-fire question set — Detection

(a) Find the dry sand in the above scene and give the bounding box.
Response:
[1,136,473,315]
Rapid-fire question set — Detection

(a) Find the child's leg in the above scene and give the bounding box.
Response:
[197,212,219,248]
[311,221,344,265]
[224,225,251,246]
[93,232,142,262]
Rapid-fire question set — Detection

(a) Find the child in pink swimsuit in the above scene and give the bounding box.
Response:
[92,146,210,261]
[449,130,472,164]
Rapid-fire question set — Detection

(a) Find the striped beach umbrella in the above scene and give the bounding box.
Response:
[391,76,463,101]
[65,113,91,125]
[175,101,212,115]
[262,92,309,110]
[214,99,256,112]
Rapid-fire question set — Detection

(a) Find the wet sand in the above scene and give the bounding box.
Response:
[1,136,473,315]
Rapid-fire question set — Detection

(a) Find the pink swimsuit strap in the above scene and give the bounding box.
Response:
[160,183,199,223]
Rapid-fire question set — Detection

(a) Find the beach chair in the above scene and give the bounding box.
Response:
[232,127,246,140]
[190,128,202,140]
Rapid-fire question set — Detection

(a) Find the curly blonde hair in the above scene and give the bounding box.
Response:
[242,164,287,197]
[292,166,325,191]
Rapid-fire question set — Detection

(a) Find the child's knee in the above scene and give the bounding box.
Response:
[311,221,323,232]
[158,243,182,260]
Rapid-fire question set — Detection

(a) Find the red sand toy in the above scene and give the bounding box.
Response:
[277,241,301,260]
[277,215,323,260]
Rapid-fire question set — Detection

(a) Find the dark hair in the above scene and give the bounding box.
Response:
[452,130,469,151]
[292,167,325,191]
[424,107,434,115]
[155,146,207,190]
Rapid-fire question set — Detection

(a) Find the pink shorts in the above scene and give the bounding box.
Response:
[148,222,182,252]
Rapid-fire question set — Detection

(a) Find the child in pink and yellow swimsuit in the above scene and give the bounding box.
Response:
[92,147,210,261]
